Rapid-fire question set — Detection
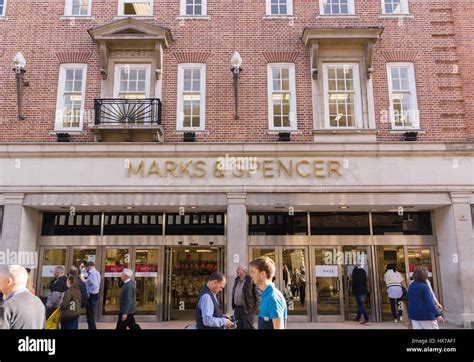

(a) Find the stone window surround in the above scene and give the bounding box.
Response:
[302,28,384,133]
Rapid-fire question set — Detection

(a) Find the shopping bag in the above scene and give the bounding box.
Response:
[46,308,61,329]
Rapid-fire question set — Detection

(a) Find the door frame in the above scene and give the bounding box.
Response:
[162,246,225,322]
[310,246,345,322]
[99,246,162,322]
[249,246,311,322]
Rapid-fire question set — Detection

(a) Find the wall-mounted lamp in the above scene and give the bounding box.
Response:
[230,51,242,120]
[13,52,29,121]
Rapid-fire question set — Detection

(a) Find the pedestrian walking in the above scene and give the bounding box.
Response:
[407,266,444,329]
[250,256,287,329]
[0,265,46,329]
[231,265,258,329]
[384,264,406,323]
[60,275,81,329]
[352,262,369,325]
[116,269,141,330]
[45,266,67,319]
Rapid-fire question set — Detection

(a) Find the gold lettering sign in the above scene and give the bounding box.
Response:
[126,159,344,179]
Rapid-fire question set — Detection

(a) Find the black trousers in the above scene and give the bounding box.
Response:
[234,306,255,329]
[116,314,141,330]
[86,293,99,330]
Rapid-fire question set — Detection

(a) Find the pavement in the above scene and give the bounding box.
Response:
[79,320,463,329]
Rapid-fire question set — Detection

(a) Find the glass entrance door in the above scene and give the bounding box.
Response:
[38,248,67,304]
[164,247,222,321]
[102,248,130,315]
[312,247,344,321]
[249,247,311,321]
[376,246,407,321]
[280,248,310,319]
[342,246,373,321]
[134,248,160,315]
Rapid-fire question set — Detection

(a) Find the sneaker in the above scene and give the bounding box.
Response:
[399,316,403,322]
[360,320,369,325]
[394,319,399,323]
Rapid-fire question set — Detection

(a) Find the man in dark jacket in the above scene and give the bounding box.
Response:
[45,266,68,319]
[116,269,140,330]
[0,265,46,329]
[231,265,258,329]
[351,262,369,324]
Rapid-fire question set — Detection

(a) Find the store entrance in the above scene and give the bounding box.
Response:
[250,246,311,321]
[163,246,224,321]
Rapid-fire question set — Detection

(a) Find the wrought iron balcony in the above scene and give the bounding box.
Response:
[94,98,162,126]
[91,98,163,142]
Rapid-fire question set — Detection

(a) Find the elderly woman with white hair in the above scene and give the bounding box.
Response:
[116,268,141,329]
[0,265,46,329]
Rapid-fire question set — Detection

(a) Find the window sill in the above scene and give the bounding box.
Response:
[316,14,359,19]
[176,15,211,21]
[0,16,7,21]
[262,15,296,20]
[379,14,414,19]
[266,129,300,135]
[174,130,208,134]
[59,16,95,20]
[49,130,86,135]
[389,129,425,134]
[312,129,379,134]
[113,15,155,20]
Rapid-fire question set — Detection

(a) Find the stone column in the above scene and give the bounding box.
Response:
[0,193,40,270]
[434,192,474,327]
[225,193,247,314]
[1,193,25,253]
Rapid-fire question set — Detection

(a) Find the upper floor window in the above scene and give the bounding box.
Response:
[177,64,206,130]
[322,63,362,128]
[266,0,293,16]
[114,64,151,99]
[65,0,90,16]
[0,0,5,16]
[180,0,206,16]
[267,63,297,130]
[382,0,409,14]
[119,0,152,16]
[387,62,419,129]
[55,64,87,130]
[321,0,355,15]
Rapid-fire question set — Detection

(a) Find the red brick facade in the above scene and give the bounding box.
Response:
[0,0,473,143]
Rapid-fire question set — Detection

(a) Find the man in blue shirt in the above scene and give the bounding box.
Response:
[250,256,287,329]
[195,271,234,329]
[84,261,101,330]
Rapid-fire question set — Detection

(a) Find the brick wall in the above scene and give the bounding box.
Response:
[0,0,472,143]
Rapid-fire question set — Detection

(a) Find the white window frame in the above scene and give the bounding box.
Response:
[320,0,355,15]
[0,0,6,17]
[266,0,293,16]
[180,0,207,16]
[386,62,419,129]
[118,0,153,16]
[267,63,297,131]
[176,63,206,131]
[55,64,88,131]
[113,64,151,98]
[322,63,363,129]
[381,0,409,14]
[64,0,91,16]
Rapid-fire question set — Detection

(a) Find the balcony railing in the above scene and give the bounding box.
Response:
[94,98,162,126]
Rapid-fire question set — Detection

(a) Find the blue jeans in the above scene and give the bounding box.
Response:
[389,298,403,319]
[354,294,369,321]
[61,318,78,329]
